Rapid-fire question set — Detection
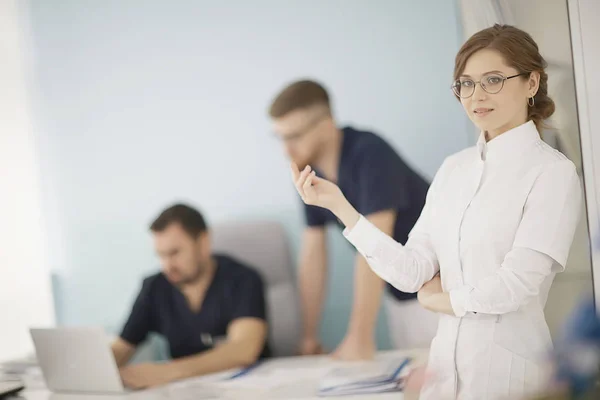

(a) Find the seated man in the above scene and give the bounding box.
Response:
[111,203,269,389]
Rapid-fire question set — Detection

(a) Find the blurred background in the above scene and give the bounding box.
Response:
[1,0,599,363]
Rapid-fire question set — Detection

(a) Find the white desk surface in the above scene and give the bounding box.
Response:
[14,349,427,400]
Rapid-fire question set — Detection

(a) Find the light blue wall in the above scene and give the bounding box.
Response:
[26,0,467,352]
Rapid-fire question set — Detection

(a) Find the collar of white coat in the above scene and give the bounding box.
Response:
[476,120,540,162]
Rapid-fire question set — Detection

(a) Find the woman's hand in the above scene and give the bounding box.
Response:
[291,163,343,210]
[290,163,360,228]
[418,275,443,298]
[418,275,455,315]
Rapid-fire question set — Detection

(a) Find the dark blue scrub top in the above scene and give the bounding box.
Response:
[304,126,430,301]
[120,254,270,359]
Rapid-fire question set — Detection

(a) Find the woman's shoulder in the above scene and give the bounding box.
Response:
[519,139,578,184]
[530,138,574,167]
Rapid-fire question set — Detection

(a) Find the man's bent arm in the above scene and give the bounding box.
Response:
[111,338,137,367]
[167,318,267,380]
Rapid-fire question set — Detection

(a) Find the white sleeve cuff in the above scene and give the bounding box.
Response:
[342,215,379,256]
[449,285,473,317]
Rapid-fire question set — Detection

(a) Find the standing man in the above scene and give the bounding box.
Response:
[268,79,438,360]
[111,204,269,388]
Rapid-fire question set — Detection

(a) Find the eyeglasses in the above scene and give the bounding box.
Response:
[275,113,329,143]
[451,72,530,98]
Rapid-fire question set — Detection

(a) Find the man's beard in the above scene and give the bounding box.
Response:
[294,154,316,172]
[176,261,207,287]
[299,145,326,171]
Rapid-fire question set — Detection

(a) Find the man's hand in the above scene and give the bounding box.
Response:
[298,337,325,356]
[119,362,178,389]
[331,333,376,361]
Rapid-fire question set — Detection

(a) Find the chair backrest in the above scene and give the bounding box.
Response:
[210,220,301,357]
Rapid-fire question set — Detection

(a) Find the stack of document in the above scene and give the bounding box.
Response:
[0,355,37,374]
[317,358,411,397]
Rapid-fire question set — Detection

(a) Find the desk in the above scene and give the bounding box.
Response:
[14,349,427,400]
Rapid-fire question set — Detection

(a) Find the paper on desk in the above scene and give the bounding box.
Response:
[214,366,333,390]
[320,358,410,387]
[317,358,411,397]
[318,381,401,397]
[0,355,38,374]
[163,383,222,399]
[164,372,235,399]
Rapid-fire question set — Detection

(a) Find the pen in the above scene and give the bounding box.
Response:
[226,361,263,380]
[391,357,412,380]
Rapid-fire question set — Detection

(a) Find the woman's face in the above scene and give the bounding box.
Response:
[456,49,539,139]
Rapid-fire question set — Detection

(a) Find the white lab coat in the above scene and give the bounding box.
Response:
[344,121,582,400]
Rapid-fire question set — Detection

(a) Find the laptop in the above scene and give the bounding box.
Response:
[29,327,129,394]
[0,379,25,398]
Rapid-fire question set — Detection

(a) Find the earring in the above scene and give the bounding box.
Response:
[528,96,535,107]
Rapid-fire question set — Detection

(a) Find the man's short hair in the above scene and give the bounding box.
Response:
[150,203,207,238]
[268,79,331,118]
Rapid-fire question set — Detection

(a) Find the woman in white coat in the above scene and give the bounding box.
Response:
[290,24,582,400]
